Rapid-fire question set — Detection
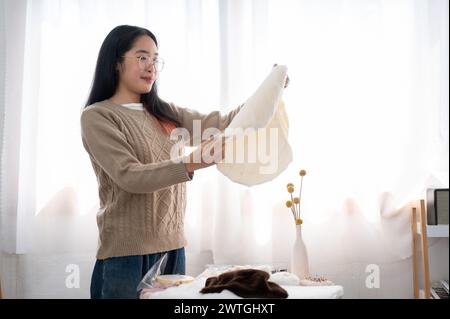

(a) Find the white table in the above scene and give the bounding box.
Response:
[142,277,344,299]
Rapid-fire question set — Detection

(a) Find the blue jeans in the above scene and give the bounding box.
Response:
[90,247,185,299]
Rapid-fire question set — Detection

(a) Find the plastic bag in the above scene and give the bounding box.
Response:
[137,253,168,293]
[137,253,195,299]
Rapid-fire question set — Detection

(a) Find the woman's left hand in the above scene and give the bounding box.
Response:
[273,63,290,88]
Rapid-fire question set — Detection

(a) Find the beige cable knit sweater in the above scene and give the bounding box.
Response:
[81,99,243,259]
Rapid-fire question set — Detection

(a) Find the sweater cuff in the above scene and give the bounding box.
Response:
[170,161,193,182]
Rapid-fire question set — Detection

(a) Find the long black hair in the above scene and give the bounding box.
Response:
[85,25,180,126]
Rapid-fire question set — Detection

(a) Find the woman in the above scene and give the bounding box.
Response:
[81,25,288,299]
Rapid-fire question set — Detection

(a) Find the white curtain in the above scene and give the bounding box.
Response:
[1,0,448,298]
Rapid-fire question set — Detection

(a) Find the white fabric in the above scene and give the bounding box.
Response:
[196,264,274,278]
[197,264,300,286]
[270,271,300,286]
[120,103,144,111]
[217,66,292,186]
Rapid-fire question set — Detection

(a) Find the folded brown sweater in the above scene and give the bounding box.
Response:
[200,269,288,298]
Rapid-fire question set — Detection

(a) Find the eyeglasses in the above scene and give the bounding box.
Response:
[121,55,165,72]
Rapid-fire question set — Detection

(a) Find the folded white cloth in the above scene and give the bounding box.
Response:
[270,271,300,286]
[217,65,293,186]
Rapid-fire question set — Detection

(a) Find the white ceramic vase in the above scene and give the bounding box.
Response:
[291,222,309,279]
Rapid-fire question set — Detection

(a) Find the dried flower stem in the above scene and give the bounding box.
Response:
[290,207,296,219]
[298,176,304,219]
[290,192,298,219]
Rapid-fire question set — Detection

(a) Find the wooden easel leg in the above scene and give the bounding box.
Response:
[411,207,419,299]
[419,199,431,299]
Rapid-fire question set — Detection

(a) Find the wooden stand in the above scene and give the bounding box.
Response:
[411,199,431,299]
[411,207,419,299]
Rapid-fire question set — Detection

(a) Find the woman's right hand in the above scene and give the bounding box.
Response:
[184,134,227,173]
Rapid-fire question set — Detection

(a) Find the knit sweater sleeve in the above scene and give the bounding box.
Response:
[167,102,244,146]
[80,108,192,194]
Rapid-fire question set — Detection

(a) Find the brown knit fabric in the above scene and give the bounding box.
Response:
[80,99,243,259]
[200,269,288,298]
